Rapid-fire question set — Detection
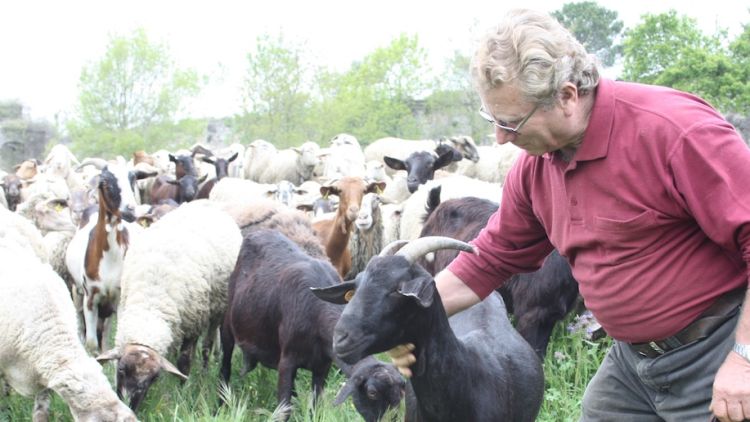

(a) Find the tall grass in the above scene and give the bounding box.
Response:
[0,314,609,421]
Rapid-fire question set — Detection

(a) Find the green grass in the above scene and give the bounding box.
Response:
[0,314,609,421]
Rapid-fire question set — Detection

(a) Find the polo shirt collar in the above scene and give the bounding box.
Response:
[564,78,615,162]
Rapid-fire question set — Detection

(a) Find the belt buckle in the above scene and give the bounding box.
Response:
[648,341,666,355]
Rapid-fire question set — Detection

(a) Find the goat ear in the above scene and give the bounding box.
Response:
[366,181,386,195]
[201,156,215,164]
[228,152,239,163]
[383,156,405,171]
[166,178,180,186]
[160,357,188,380]
[96,349,122,363]
[310,281,356,305]
[198,173,208,183]
[333,378,358,405]
[398,276,434,308]
[168,154,177,163]
[135,170,158,180]
[320,185,339,198]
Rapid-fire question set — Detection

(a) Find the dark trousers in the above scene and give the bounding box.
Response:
[580,308,740,422]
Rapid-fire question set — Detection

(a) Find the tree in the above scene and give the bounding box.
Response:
[237,33,312,147]
[310,33,429,144]
[552,1,624,67]
[621,11,750,115]
[621,11,715,84]
[422,51,491,144]
[68,28,202,157]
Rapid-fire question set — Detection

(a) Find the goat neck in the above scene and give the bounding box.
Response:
[84,186,128,281]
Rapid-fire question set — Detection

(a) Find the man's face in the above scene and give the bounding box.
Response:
[480,84,575,156]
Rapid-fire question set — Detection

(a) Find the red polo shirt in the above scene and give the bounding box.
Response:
[448,79,750,342]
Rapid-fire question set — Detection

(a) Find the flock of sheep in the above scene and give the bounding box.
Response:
[0,133,569,422]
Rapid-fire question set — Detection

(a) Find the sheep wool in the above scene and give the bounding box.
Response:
[115,200,242,356]
[0,237,134,421]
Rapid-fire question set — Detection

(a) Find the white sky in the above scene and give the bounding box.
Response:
[1,0,748,122]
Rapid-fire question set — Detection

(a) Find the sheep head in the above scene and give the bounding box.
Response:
[97,344,187,412]
[312,236,475,364]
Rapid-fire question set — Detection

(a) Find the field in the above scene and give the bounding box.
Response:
[0,314,610,422]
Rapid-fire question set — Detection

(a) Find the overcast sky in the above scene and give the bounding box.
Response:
[2,0,748,122]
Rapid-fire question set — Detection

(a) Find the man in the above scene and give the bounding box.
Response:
[390,9,750,422]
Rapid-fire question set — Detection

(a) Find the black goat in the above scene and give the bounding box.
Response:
[220,229,404,421]
[384,148,456,193]
[1,173,22,211]
[418,187,580,358]
[313,237,544,422]
[196,152,238,199]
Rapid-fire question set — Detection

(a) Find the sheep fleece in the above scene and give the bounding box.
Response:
[115,201,242,354]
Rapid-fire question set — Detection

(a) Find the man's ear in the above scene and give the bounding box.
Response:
[558,81,580,116]
[310,281,357,305]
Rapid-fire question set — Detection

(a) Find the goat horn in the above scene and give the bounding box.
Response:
[78,157,108,170]
[396,236,477,264]
[379,240,408,257]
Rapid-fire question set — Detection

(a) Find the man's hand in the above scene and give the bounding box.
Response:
[387,343,416,378]
[710,351,750,421]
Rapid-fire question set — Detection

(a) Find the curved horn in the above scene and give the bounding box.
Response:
[396,236,477,264]
[78,157,108,170]
[379,240,408,257]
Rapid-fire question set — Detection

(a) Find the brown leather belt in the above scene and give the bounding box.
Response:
[630,287,746,359]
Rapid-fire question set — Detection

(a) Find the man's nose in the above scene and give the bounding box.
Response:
[495,127,516,145]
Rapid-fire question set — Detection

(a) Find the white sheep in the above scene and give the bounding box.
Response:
[0,205,48,262]
[0,232,135,422]
[207,177,280,203]
[454,143,523,184]
[399,175,502,241]
[243,139,278,181]
[256,141,321,185]
[318,133,366,180]
[97,200,242,411]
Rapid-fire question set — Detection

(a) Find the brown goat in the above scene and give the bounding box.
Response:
[312,177,385,278]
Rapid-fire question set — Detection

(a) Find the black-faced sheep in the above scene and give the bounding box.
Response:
[313,236,544,422]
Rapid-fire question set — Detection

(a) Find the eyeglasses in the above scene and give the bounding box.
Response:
[478,103,539,136]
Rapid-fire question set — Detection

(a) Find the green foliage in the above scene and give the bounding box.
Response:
[552,1,624,67]
[310,33,428,145]
[68,28,202,158]
[621,10,750,115]
[237,33,313,148]
[423,51,490,143]
[621,11,715,84]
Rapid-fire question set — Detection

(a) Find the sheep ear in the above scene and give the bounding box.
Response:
[198,173,208,183]
[160,357,188,380]
[96,349,122,363]
[398,276,434,308]
[434,150,456,170]
[201,156,215,164]
[227,152,239,163]
[333,378,358,405]
[383,156,405,171]
[310,281,357,305]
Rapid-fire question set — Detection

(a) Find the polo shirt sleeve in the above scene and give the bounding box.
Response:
[669,120,750,285]
[447,157,554,299]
